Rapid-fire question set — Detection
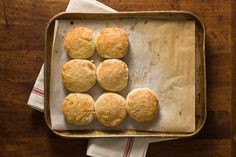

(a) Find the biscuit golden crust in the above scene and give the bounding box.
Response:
[95,93,127,127]
[61,59,96,92]
[64,27,95,59]
[96,27,129,58]
[126,88,159,122]
[62,93,95,126]
[96,59,128,92]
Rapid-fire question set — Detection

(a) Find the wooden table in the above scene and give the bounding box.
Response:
[0,0,235,156]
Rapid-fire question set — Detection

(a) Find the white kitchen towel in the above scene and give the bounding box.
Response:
[87,137,175,157]
[27,0,175,157]
[27,65,44,112]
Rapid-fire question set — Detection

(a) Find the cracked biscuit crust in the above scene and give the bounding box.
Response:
[61,59,96,92]
[126,88,159,122]
[96,59,128,92]
[95,93,127,127]
[64,27,95,59]
[62,93,95,126]
[96,27,129,58]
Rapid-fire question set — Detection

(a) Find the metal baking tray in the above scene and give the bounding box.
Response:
[44,11,206,138]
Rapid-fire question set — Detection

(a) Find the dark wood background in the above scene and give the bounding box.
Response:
[0,0,235,156]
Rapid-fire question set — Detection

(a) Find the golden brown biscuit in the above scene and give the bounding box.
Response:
[64,27,95,59]
[95,93,127,127]
[96,27,129,58]
[96,59,128,92]
[61,59,96,92]
[126,88,159,122]
[62,93,95,126]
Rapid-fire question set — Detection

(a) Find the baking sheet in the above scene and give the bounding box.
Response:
[50,18,195,132]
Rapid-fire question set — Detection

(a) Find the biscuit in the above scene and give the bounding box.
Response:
[96,59,128,92]
[126,88,159,122]
[96,27,129,58]
[64,27,95,59]
[95,93,127,127]
[61,59,96,92]
[62,93,95,126]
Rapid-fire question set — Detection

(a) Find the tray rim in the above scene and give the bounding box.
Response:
[44,11,207,138]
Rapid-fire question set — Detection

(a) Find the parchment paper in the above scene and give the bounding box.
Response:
[50,18,195,132]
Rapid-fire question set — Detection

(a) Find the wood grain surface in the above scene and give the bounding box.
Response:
[231,0,236,157]
[0,0,234,156]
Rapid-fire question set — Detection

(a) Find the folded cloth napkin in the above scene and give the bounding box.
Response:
[27,0,175,156]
